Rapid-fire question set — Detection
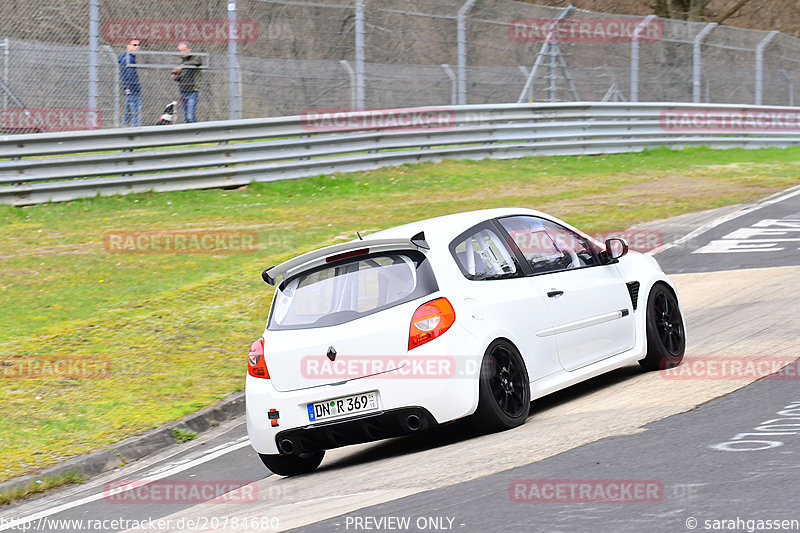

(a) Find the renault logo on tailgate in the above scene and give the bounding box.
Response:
[326,346,337,362]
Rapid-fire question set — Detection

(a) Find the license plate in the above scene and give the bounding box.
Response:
[307,392,378,422]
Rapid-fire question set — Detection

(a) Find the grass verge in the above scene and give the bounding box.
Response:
[1,146,799,482]
[0,470,86,506]
[173,428,198,443]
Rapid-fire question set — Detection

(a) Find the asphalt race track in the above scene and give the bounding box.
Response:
[656,186,800,273]
[2,185,799,533]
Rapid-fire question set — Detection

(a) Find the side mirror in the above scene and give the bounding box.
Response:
[605,238,629,262]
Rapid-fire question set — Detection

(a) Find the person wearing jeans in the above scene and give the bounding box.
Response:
[172,42,202,123]
[180,91,198,124]
[123,94,142,128]
[118,39,142,127]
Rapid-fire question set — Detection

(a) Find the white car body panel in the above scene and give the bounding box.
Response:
[264,302,416,392]
[529,264,636,371]
[453,276,561,383]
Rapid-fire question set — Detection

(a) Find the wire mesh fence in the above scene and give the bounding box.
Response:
[1,0,799,131]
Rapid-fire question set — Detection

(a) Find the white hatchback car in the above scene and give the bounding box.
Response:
[246,208,685,476]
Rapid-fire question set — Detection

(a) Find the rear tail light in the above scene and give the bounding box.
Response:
[247,337,270,379]
[408,297,456,350]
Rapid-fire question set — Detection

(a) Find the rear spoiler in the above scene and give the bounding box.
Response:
[262,231,429,286]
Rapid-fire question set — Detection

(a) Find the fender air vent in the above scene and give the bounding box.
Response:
[626,281,640,311]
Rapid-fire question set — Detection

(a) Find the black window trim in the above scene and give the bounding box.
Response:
[488,218,535,277]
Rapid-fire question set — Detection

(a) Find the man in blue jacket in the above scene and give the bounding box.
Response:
[118,39,142,127]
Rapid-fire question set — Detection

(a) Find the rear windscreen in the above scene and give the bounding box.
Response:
[268,251,437,330]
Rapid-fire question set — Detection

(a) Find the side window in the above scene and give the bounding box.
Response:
[499,216,599,275]
[450,226,519,280]
[538,219,599,268]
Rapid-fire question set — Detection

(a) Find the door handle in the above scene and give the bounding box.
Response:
[547,290,564,298]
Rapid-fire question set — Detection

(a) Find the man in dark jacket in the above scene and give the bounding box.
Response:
[117,39,142,127]
[172,42,202,123]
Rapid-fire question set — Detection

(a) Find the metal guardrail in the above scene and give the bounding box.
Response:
[2,102,800,206]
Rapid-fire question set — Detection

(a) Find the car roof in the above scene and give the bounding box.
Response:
[363,207,547,244]
[263,207,555,285]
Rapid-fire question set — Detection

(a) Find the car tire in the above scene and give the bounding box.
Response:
[472,340,531,432]
[639,282,685,371]
[259,450,325,476]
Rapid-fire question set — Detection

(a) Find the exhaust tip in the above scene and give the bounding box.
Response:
[279,438,295,455]
[406,413,421,431]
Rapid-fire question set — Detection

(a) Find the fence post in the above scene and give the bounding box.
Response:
[457,0,477,106]
[693,23,716,103]
[340,59,356,109]
[355,0,365,109]
[441,64,456,105]
[755,31,778,105]
[89,0,99,115]
[779,70,794,107]
[1,38,8,110]
[518,66,532,102]
[101,45,120,128]
[228,0,242,120]
[630,15,656,103]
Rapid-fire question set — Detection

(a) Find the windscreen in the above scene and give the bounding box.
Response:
[268,251,437,330]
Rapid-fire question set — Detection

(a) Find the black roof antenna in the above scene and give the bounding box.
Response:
[357,231,363,240]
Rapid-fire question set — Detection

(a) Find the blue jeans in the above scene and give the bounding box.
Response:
[180,91,198,123]
[123,93,141,127]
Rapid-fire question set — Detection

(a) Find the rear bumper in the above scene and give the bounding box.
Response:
[274,407,436,454]
[246,322,482,455]
[246,372,477,455]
